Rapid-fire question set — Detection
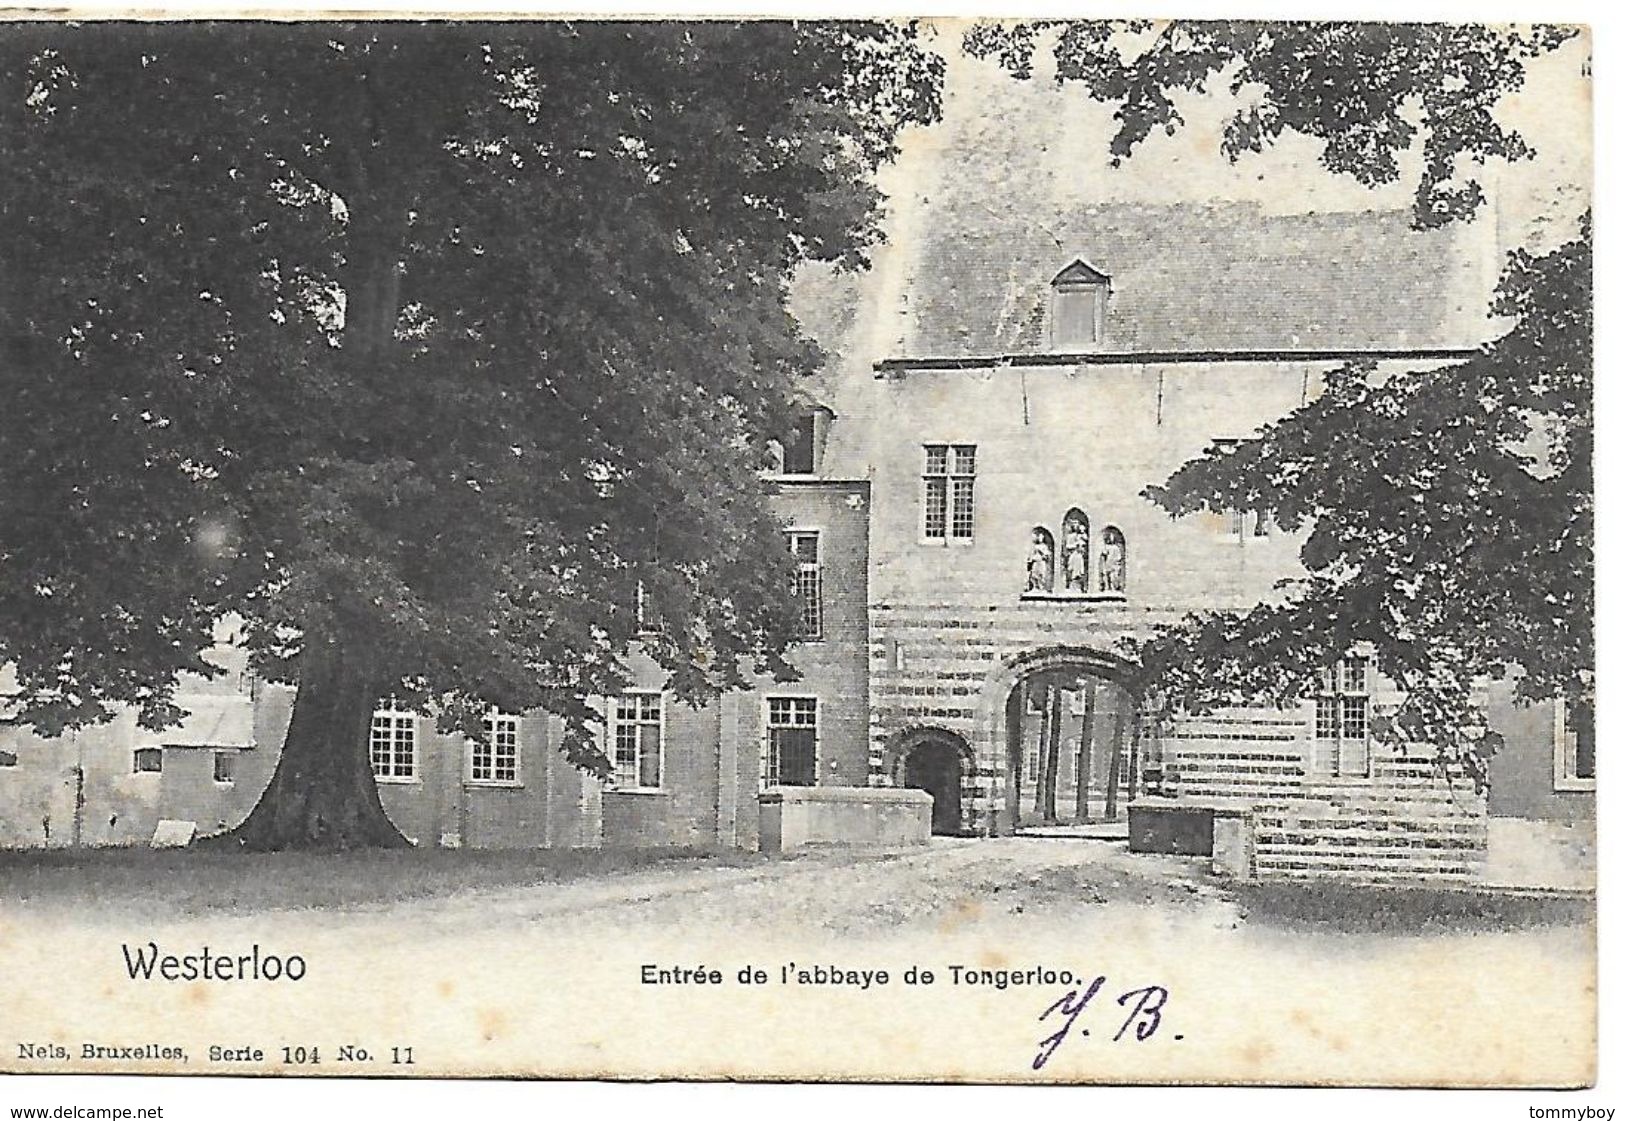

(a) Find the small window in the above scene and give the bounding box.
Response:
[1049,259,1111,349]
[765,696,817,787]
[634,580,661,635]
[1052,287,1101,347]
[1311,657,1370,777]
[781,413,818,475]
[609,693,663,789]
[884,637,907,672]
[0,749,17,768]
[213,751,236,784]
[370,706,417,781]
[786,530,823,640]
[133,747,163,774]
[1556,698,1595,788]
[922,444,976,541]
[1220,508,1273,541]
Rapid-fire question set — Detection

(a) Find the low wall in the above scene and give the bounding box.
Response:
[758,786,932,853]
[1161,712,1488,882]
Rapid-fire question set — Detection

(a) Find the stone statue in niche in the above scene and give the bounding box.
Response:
[1062,509,1090,592]
[1025,527,1055,593]
[1099,526,1126,592]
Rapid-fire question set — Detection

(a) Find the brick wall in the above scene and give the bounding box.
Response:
[370,711,597,850]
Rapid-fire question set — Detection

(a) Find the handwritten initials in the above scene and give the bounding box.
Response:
[1114,985,1169,1042]
[1032,975,1106,1070]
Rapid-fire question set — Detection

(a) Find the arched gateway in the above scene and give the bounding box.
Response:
[996,651,1140,832]
[874,646,1145,837]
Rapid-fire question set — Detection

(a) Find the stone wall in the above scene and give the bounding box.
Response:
[758,786,932,853]
[1160,711,1487,882]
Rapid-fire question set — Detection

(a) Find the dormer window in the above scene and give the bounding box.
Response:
[773,403,833,476]
[1050,259,1111,349]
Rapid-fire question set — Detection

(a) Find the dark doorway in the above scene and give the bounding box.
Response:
[903,738,964,835]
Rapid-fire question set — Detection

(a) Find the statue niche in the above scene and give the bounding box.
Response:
[1099,525,1127,593]
[1025,527,1056,593]
[1062,509,1090,593]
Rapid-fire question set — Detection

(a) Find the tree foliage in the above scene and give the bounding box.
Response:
[0,22,941,844]
[964,20,1575,227]
[1129,222,1591,783]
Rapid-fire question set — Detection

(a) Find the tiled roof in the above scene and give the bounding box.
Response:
[901,201,1490,357]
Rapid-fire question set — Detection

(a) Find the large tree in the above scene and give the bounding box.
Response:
[0,21,940,848]
[967,20,1590,781]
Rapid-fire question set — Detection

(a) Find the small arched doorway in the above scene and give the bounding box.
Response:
[888,728,970,836]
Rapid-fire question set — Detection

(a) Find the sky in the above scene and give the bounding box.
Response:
[879,21,1591,261]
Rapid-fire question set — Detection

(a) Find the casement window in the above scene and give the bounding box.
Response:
[634,580,659,635]
[133,747,163,774]
[765,696,817,787]
[470,711,521,785]
[1222,509,1270,540]
[609,692,663,790]
[1311,657,1371,777]
[212,751,236,784]
[369,706,418,782]
[786,530,823,640]
[1555,698,1596,790]
[923,444,976,541]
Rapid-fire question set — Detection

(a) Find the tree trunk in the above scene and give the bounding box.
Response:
[224,637,409,851]
[219,57,424,854]
[1040,683,1063,823]
[1075,680,1097,822]
[1103,706,1125,821]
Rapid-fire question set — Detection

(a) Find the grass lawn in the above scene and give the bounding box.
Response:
[0,844,762,917]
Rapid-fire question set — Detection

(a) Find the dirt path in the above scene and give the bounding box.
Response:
[329,837,1244,942]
